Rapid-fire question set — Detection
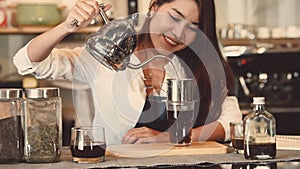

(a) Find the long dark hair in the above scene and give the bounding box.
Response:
[139,0,234,126]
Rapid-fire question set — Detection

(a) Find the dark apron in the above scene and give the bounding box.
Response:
[134,96,169,132]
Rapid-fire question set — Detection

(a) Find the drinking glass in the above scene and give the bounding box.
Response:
[230,122,244,154]
[70,126,106,163]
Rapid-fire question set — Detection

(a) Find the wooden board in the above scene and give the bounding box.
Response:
[276,135,300,150]
[106,141,228,158]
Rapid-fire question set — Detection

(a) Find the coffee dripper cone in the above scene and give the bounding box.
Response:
[167,79,194,102]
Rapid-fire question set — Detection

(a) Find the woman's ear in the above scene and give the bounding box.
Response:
[149,0,158,10]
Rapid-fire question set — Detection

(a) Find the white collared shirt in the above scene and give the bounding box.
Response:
[13,43,242,144]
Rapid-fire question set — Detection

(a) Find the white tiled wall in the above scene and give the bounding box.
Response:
[216,0,300,28]
[138,0,151,13]
[0,35,34,80]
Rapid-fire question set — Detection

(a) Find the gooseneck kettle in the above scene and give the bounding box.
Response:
[73,4,171,71]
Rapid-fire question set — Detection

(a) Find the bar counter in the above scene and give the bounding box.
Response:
[1,144,300,169]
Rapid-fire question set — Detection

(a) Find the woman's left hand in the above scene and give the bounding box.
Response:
[122,127,169,144]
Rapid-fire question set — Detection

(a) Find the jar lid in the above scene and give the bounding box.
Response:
[25,87,60,98]
[0,88,23,99]
[253,97,265,105]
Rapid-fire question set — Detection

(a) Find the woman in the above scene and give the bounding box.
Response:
[13,0,242,144]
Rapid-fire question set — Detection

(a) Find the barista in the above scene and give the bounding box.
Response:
[13,0,242,144]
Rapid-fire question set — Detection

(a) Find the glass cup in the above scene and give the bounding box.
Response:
[70,126,106,163]
[230,122,244,154]
[167,101,194,146]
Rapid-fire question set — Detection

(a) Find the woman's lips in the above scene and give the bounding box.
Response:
[163,35,179,46]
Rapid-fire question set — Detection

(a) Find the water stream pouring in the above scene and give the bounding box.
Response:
[82,4,172,71]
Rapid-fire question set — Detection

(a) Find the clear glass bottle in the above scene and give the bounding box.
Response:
[0,88,23,163]
[243,97,276,159]
[23,87,62,163]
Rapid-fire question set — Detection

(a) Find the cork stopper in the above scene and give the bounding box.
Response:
[253,97,265,105]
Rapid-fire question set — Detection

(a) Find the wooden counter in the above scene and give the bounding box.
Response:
[1,143,300,169]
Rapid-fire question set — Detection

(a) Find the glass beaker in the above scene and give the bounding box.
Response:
[166,79,195,146]
[167,101,194,146]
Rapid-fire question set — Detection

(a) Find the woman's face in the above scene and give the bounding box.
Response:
[149,0,199,54]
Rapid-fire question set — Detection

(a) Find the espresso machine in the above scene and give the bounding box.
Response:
[227,51,300,134]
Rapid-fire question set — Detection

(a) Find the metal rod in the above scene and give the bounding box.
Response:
[70,3,109,27]
[99,3,110,24]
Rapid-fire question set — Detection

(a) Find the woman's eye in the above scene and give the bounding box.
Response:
[168,11,199,32]
[188,24,199,32]
[169,13,181,22]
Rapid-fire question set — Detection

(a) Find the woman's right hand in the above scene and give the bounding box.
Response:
[25,0,111,63]
[65,0,111,32]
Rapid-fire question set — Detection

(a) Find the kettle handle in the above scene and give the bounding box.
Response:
[99,3,110,24]
[70,3,109,27]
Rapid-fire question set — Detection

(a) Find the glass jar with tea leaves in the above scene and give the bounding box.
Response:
[0,88,23,163]
[23,87,62,163]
